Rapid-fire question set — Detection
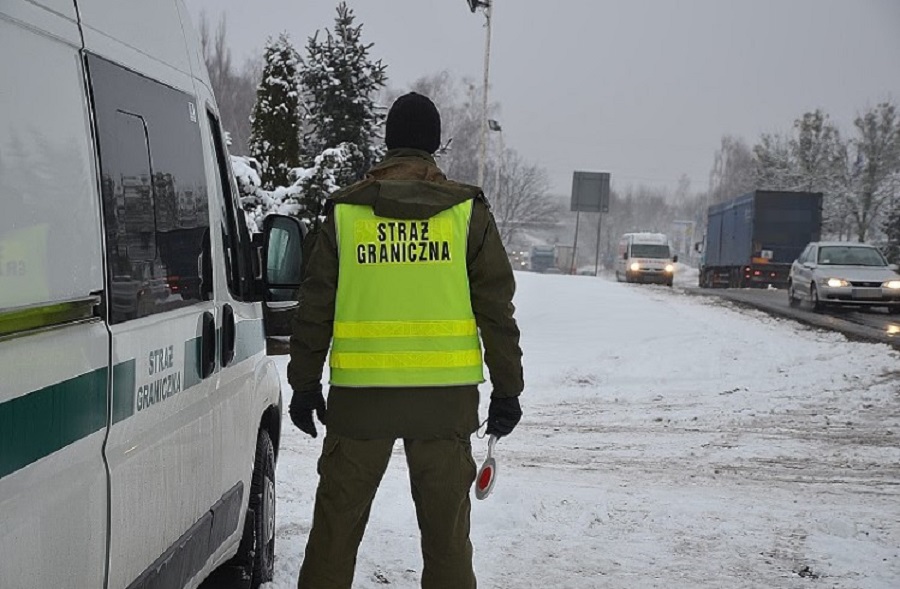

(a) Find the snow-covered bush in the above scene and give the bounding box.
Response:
[233,142,361,233]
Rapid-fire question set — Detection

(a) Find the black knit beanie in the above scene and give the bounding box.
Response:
[385,92,442,154]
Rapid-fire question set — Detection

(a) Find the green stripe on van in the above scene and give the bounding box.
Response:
[0,368,108,479]
[112,360,136,424]
[1,318,268,479]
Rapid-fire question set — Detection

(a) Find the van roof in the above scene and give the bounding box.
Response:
[623,232,668,244]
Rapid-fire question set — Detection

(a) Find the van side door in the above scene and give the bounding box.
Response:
[86,53,224,589]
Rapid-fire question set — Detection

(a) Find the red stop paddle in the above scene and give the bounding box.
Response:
[475,435,498,500]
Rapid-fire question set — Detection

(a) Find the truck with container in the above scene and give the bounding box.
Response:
[697,190,823,288]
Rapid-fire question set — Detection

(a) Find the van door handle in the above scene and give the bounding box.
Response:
[221,304,236,367]
[200,311,216,379]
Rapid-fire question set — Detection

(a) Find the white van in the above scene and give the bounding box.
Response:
[0,3,306,588]
[615,232,677,286]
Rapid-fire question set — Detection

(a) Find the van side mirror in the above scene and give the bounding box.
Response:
[623,252,628,260]
[672,254,679,263]
[694,241,704,254]
[262,214,305,295]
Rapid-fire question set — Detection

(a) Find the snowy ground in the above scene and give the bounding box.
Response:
[263,271,900,589]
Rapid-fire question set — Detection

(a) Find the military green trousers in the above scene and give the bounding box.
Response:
[297,434,477,589]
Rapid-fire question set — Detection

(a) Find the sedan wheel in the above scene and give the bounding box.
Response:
[810,284,824,312]
[788,282,800,307]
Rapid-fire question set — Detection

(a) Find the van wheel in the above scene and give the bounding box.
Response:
[202,430,276,589]
[248,430,276,588]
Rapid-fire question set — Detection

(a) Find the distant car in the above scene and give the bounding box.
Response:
[787,242,900,313]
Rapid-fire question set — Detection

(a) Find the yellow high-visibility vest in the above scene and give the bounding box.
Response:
[330,199,484,387]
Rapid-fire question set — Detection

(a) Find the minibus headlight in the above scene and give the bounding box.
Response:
[630,262,641,272]
[665,264,675,273]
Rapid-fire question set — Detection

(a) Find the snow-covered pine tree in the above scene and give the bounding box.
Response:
[298,2,387,184]
[293,142,364,221]
[249,33,302,189]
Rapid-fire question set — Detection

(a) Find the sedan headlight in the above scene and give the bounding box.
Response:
[826,278,850,288]
[630,262,641,271]
[883,280,900,289]
[665,264,675,273]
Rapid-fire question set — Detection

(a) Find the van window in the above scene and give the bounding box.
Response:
[630,244,670,259]
[87,54,212,323]
[0,21,103,312]
[206,110,253,300]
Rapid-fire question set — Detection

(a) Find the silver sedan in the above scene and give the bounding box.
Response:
[788,242,900,313]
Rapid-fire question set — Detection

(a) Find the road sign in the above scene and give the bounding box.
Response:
[571,171,610,213]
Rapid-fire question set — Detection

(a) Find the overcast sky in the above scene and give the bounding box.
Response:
[185,0,900,195]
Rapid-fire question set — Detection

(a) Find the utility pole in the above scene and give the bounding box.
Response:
[467,0,494,188]
[489,119,503,199]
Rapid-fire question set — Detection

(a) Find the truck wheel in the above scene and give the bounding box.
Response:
[788,282,800,307]
[810,284,824,313]
[245,430,276,588]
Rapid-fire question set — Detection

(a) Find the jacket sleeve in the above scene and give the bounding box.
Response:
[467,198,524,398]
[287,213,338,393]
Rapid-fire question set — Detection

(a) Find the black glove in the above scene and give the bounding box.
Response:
[485,396,522,437]
[289,386,327,438]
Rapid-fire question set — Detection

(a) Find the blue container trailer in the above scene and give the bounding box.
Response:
[699,191,823,288]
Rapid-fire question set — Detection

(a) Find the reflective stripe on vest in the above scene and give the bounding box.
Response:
[330,200,484,387]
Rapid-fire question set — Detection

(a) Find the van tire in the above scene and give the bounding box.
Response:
[201,429,276,589]
[248,429,276,588]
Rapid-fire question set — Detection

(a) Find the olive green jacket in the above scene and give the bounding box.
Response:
[287,148,523,439]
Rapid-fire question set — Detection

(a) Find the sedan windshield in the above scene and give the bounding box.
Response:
[817,246,886,267]
[631,244,670,259]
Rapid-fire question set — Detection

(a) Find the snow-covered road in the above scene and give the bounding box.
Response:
[263,271,900,588]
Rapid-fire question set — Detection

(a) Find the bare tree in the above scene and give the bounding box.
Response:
[708,135,756,204]
[198,11,260,154]
[845,102,900,242]
[488,149,557,246]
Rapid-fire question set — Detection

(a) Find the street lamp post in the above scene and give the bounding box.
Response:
[467,0,494,188]
[488,118,503,199]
